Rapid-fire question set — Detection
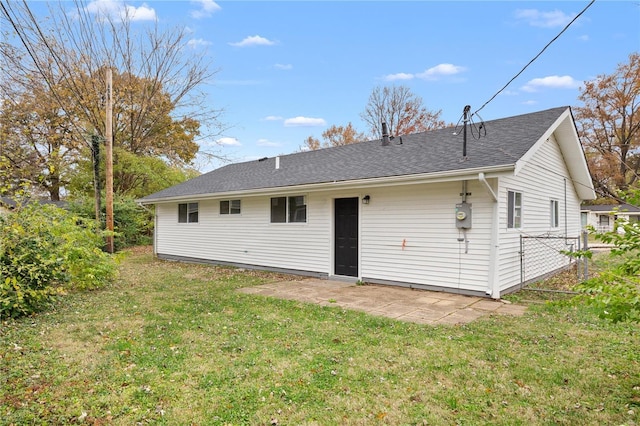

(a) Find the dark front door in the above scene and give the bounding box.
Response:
[334,197,358,277]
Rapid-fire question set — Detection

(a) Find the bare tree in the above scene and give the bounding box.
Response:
[360,85,446,139]
[0,0,225,197]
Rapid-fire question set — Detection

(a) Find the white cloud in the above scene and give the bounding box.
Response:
[125,3,155,21]
[384,72,414,82]
[190,0,221,19]
[229,35,276,47]
[577,34,589,42]
[522,100,538,105]
[187,38,212,48]
[417,63,466,80]
[274,63,293,70]
[257,138,282,147]
[85,0,157,21]
[284,116,327,127]
[514,9,575,28]
[217,137,241,146]
[262,116,283,121]
[521,75,581,92]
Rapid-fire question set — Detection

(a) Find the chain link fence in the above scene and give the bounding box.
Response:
[520,233,589,289]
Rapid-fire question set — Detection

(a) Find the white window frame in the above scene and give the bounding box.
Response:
[550,199,559,228]
[220,199,241,215]
[270,195,307,223]
[178,202,199,223]
[507,191,522,229]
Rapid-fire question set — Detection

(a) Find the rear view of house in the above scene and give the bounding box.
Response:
[139,106,595,299]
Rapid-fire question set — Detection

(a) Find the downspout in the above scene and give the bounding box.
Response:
[479,172,500,299]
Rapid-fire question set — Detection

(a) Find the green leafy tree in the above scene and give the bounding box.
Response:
[576,190,640,322]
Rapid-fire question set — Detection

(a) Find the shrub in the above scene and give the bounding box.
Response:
[576,218,640,323]
[69,196,153,251]
[0,202,116,318]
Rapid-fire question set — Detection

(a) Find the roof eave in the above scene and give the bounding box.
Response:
[137,164,515,205]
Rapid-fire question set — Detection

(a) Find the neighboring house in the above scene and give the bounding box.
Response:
[139,106,596,299]
[581,204,640,233]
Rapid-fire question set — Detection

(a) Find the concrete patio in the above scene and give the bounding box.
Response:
[238,278,527,325]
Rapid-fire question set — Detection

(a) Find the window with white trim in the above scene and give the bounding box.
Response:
[270,196,307,223]
[178,202,199,223]
[220,199,241,215]
[550,200,559,228]
[507,191,522,229]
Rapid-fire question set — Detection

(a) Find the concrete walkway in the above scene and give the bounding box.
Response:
[238,278,527,325]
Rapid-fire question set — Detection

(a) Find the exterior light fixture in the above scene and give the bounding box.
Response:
[362,195,371,205]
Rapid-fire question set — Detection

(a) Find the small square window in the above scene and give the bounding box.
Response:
[220,200,241,215]
[179,202,198,223]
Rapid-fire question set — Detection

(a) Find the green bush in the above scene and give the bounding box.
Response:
[0,203,116,318]
[69,196,153,251]
[576,218,640,323]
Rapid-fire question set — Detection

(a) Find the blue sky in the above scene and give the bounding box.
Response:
[32,1,640,171]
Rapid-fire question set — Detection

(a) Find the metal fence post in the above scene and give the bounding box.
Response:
[582,230,589,281]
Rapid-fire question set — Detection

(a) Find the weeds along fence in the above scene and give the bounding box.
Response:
[520,233,589,289]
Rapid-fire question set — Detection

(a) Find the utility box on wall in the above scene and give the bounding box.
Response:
[455,202,472,229]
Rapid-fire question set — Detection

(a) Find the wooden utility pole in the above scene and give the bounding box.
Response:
[105,67,114,253]
[91,134,101,228]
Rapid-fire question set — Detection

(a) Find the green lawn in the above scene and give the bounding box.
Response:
[1,249,638,425]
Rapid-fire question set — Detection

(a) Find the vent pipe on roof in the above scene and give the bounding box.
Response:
[381,122,390,146]
[275,156,280,170]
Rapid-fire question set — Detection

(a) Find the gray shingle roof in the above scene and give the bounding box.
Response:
[582,204,640,213]
[140,106,570,202]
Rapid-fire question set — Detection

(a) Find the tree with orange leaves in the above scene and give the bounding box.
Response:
[575,52,640,201]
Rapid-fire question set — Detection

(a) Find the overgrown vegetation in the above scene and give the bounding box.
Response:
[1,248,638,425]
[69,196,154,251]
[0,203,116,318]
[576,217,640,323]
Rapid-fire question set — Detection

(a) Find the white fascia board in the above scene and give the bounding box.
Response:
[140,164,515,205]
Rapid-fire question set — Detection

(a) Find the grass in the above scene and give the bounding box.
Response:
[1,248,639,425]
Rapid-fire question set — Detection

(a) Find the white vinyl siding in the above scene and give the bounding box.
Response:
[497,134,582,292]
[157,195,329,274]
[360,181,494,294]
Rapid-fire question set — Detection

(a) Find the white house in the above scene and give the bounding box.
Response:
[139,106,596,299]
[581,204,640,233]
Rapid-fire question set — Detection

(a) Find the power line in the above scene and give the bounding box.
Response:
[473,0,596,117]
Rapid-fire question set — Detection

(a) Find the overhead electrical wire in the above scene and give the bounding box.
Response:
[473,0,596,117]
